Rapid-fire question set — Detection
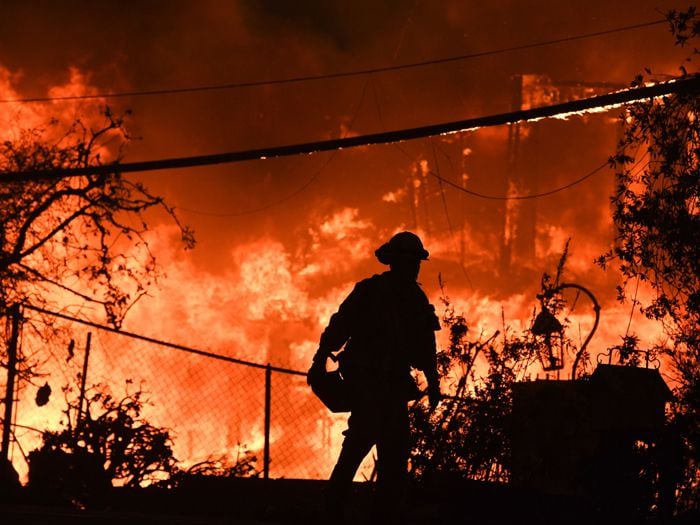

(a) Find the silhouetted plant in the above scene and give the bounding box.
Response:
[597,7,700,511]
[28,381,177,503]
[408,280,539,483]
[410,244,601,484]
[28,379,260,504]
[162,445,260,488]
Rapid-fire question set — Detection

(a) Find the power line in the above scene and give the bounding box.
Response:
[431,160,609,200]
[430,139,474,289]
[2,75,697,183]
[0,19,667,105]
[179,74,373,217]
[179,154,327,217]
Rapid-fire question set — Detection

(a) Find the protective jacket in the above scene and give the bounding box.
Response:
[318,271,440,399]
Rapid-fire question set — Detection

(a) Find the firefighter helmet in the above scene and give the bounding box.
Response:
[375,231,429,265]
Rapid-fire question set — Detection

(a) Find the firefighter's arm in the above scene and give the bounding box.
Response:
[313,282,366,363]
[410,327,441,407]
[308,306,351,385]
[424,343,441,408]
[423,304,442,408]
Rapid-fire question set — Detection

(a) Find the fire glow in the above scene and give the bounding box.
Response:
[1,39,681,484]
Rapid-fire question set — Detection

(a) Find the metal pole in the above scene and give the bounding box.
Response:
[263,364,271,480]
[2,304,21,461]
[76,332,92,433]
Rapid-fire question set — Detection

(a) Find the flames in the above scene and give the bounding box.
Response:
[0,56,680,486]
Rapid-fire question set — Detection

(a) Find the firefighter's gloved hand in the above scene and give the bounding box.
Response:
[428,385,442,410]
[307,349,328,386]
[312,347,332,365]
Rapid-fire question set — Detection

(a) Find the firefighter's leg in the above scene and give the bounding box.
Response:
[326,409,375,519]
[372,401,410,525]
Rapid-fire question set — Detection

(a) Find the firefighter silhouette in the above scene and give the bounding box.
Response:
[309,231,441,524]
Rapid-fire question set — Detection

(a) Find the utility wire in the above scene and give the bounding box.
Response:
[179,74,373,217]
[432,160,609,200]
[0,19,667,105]
[372,76,475,286]
[178,154,327,217]
[430,139,474,288]
[2,75,697,183]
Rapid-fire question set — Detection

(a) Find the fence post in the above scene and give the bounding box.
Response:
[264,363,271,479]
[1,304,21,461]
[76,332,92,434]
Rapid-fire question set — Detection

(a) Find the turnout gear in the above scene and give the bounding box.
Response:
[309,231,441,524]
[311,270,440,402]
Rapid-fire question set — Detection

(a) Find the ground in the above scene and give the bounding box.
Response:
[1,477,698,524]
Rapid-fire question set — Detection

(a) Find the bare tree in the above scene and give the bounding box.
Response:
[0,108,194,327]
[0,109,195,474]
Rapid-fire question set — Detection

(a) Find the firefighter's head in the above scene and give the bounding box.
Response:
[375,231,428,281]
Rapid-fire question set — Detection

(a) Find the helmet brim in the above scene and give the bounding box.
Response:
[375,242,429,265]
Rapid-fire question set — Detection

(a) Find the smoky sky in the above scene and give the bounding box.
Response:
[1,1,684,122]
[0,0,689,282]
[1,0,685,147]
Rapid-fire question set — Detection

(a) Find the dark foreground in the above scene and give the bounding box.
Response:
[1,477,698,525]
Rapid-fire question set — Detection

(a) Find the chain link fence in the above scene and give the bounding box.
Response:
[2,305,374,484]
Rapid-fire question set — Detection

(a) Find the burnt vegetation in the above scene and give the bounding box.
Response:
[0,111,201,503]
[28,382,176,505]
